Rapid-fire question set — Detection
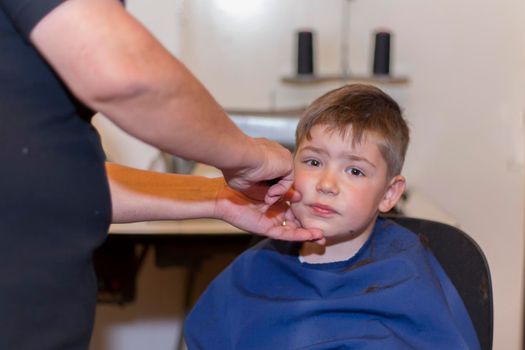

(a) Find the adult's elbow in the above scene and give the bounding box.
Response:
[78,63,151,109]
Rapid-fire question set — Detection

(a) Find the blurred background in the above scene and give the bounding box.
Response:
[91,0,525,349]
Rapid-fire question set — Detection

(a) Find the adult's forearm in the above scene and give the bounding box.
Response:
[96,64,260,171]
[30,0,260,171]
[107,163,223,223]
[106,163,325,244]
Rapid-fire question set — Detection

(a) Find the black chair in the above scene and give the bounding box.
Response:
[386,216,493,350]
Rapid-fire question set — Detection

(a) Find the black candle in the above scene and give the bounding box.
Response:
[373,31,391,75]
[297,31,314,76]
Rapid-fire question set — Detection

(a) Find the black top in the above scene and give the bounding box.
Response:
[0,2,111,349]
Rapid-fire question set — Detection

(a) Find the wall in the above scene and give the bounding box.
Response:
[92,0,525,349]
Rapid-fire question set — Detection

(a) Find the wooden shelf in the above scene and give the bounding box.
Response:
[281,74,409,86]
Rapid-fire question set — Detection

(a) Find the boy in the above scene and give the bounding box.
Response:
[184,84,480,349]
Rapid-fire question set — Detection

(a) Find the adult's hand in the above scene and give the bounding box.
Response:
[222,138,295,206]
[215,179,325,243]
[107,163,324,243]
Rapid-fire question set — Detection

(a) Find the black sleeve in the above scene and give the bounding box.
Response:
[0,0,64,38]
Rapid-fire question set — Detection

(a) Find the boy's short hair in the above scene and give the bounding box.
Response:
[295,84,410,178]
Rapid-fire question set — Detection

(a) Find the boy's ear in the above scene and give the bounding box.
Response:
[378,175,406,213]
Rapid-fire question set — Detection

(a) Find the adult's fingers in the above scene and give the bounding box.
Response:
[264,222,324,243]
[264,173,294,205]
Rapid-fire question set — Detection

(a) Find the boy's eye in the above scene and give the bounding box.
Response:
[305,159,321,167]
[347,167,364,176]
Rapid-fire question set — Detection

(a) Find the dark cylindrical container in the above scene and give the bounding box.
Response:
[373,31,391,75]
[297,31,314,76]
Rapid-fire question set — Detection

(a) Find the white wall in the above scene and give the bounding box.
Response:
[93,1,525,349]
[92,0,183,170]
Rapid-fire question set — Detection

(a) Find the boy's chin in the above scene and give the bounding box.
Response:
[299,218,336,237]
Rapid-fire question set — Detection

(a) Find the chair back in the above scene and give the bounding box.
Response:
[387,216,493,350]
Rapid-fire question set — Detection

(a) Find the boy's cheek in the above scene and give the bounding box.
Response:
[291,175,309,197]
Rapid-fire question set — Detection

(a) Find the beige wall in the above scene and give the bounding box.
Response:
[93,0,525,349]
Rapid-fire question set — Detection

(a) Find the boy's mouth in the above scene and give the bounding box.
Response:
[309,203,338,217]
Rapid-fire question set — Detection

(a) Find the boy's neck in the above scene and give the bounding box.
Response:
[299,227,374,264]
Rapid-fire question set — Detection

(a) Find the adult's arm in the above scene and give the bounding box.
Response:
[107,163,324,242]
[29,0,293,203]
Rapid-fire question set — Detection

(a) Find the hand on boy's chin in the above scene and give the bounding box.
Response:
[295,219,326,245]
[284,189,325,245]
[217,183,325,243]
[262,202,326,244]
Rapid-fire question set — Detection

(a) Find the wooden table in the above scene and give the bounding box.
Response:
[96,219,253,304]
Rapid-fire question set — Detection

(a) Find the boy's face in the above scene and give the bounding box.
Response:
[291,124,405,242]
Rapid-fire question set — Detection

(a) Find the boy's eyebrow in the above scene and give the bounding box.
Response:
[342,154,377,168]
[298,145,327,155]
[298,146,377,168]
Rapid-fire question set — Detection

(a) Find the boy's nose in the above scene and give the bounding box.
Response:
[316,170,339,196]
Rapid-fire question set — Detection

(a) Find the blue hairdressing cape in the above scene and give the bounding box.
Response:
[184,218,480,350]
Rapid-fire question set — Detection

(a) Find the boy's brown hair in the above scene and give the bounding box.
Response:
[295,84,410,178]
